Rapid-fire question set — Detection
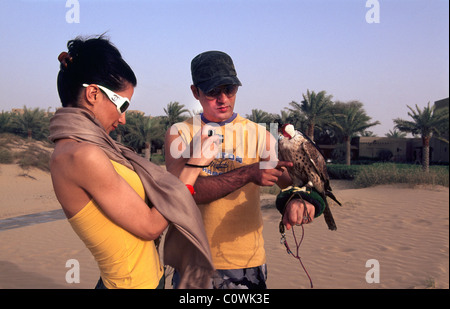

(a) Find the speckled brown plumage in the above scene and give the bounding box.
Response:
[278,124,341,230]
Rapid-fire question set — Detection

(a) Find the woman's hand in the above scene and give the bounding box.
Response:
[178,125,222,186]
[186,124,222,167]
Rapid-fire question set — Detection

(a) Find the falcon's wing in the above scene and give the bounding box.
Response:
[298,131,341,206]
[301,139,329,184]
[278,137,307,187]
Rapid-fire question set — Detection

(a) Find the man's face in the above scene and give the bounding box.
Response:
[191,84,238,123]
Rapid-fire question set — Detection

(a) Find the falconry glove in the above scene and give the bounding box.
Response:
[276,186,326,218]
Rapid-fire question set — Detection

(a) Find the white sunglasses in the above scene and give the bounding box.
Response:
[83,84,130,114]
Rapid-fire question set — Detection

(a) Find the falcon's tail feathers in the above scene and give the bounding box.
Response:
[323,205,337,231]
[325,191,342,206]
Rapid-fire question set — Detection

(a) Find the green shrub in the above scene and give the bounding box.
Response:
[328,163,449,188]
[150,154,165,165]
[327,164,360,180]
[0,149,14,164]
[15,144,51,172]
[260,185,281,195]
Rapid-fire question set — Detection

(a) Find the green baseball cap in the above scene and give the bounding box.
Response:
[191,51,242,93]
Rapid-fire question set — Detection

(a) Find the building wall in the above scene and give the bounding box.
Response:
[358,137,415,162]
[356,136,448,163]
[430,138,449,164]
[355,98,449,163]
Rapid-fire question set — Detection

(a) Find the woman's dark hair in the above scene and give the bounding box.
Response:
[57,35,137,107]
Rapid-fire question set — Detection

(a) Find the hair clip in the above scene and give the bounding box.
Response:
[58,51,73,69]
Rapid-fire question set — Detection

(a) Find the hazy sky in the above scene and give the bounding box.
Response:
[0,0,448,136]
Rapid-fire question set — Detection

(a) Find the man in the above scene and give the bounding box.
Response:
[165,51,317,289]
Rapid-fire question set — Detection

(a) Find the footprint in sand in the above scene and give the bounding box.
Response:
[413,219,432,226]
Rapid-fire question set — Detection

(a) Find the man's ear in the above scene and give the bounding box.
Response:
[190,85,200,100]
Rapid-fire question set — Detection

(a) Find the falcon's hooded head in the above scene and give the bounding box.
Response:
[279,124,296,139]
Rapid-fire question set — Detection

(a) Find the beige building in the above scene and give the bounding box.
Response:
[356,98,449,164]
[356,137,418,162]
[319,98,449,164]
[354,136,448,164]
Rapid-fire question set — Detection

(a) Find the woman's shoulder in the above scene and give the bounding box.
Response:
[51,140,108,171]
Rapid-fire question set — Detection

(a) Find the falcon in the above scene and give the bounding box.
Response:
[278,124,341,230]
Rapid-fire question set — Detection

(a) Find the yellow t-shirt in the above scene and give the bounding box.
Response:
[68,160,164,289]
[174,113,268,269]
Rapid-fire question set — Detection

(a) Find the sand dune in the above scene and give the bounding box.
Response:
[263,181,449,289]
[1,164,448,289]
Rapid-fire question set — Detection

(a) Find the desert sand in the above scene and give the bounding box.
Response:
[0,163,448,289]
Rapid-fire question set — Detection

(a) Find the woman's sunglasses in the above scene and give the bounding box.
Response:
[83,84,130,114]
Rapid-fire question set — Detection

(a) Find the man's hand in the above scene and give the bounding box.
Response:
[283,198,315,230]
[250,161,293,187]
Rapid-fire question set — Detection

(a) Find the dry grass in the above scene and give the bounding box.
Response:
[0,133,53,173]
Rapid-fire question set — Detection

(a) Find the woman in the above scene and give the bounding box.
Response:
[49,35,218,289]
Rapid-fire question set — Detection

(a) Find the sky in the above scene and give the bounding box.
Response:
[0,0,448,136]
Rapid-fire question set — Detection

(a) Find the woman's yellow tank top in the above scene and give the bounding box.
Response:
[68,160,164,289]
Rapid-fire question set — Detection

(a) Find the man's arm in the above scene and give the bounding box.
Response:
[165,127,292,204]
[191,161,292,204]
[191,165,256,204]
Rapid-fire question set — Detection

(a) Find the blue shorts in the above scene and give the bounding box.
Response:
[172,264,267,289]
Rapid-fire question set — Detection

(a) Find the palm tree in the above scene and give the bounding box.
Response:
[122,113,164,160]
[361,130,377,137]
[331,101,380,165]
[393,102,449,172]
[245,109,276,132]
[10,106,50,141]
[274,109,306,133]
[289,89,333,141]
[0,111,12,134]
[246,109,273,123]
[163,102,189,128]
[385,128,407,138]
[275,110,291,125]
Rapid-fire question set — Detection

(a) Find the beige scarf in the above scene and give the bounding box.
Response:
[49,107,214,289]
